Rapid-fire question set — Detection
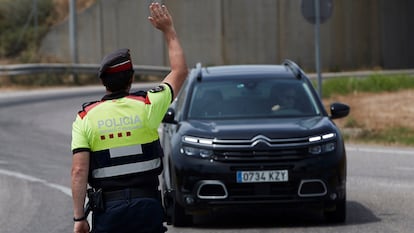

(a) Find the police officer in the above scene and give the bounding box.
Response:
[71,2,188,233]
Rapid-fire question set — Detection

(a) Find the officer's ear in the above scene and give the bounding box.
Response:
[100,78,111,92]
[125,75,134,92]
[100,78,107,88]
[130,69,135,82]
[128,73,134,86]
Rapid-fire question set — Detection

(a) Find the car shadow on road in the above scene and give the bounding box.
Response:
[345,201,381,225]
[190,201,380,229]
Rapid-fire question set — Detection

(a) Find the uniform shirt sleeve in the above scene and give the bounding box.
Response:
[145,83,173,129]
[71,114,91,153]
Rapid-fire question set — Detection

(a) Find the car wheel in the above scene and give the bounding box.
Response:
[172,197,193,227]
[324,196,346,223]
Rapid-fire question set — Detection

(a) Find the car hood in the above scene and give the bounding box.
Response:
[181,116,338,140]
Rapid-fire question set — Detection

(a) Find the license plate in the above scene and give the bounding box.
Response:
[236,170,288,183]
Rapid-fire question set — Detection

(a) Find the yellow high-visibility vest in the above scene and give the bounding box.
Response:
[71,83,172,189]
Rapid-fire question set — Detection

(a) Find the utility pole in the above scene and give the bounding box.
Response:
[314,0,322,97]
[69,0,79,83]
[33,0,38,40]
[69,0,78,64]
[301,0,333,98]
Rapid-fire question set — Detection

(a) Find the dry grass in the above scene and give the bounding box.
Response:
[323,90,414,146]
[324,90,414,130]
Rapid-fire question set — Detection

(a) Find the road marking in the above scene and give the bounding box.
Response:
[395,167,414,171]
[0,168,93,223]
[346,145,414,155]
[348,176,414,189]
[0,168,71,197]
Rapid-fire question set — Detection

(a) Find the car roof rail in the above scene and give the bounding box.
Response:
[283,59,303,80]
[195,62,202,81]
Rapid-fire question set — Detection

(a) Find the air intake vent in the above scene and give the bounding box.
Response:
[196,180,228,199]
[298,179,327,197]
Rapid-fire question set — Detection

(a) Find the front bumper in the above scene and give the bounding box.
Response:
[169,151,346,213]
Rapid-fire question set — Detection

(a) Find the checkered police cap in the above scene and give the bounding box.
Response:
[98,48,133,79]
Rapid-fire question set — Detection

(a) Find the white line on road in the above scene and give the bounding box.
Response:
[0,168,93,223]
[346,145,414,155]
[0,168,71,197]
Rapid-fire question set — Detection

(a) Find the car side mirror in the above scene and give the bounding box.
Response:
[330,102,350,119]
[162,108,178,124]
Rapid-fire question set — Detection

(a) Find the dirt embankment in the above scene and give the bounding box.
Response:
[324,90,414,131]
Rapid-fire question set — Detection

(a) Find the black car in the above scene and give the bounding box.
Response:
[160,60,350,226]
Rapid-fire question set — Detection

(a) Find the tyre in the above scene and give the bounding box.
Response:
[171,197,192,227]
[324,197,346,223]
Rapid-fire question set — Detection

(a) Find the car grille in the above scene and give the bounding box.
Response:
[211,136,311,162]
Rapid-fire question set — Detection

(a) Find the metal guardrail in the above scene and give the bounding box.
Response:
[0,63,170,76]
[0,63,413,78]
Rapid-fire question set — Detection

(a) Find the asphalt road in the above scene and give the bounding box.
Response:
[0,84,413,233]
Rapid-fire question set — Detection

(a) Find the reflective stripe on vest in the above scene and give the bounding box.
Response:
[109,144,143,158]
[92,157,161,179]
[88,140,163,187]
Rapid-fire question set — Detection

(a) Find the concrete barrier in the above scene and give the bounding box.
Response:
[39,0,414,71]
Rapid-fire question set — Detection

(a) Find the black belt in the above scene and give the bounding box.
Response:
[103,188,159,202]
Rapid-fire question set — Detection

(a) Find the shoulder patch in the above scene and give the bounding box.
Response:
[149,85,165,93]
[131,90,147,97]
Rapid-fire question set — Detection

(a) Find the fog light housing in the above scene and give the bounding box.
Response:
[185,196,195,205]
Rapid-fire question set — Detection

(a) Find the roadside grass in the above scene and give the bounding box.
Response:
[341,127,414,147]
[322,73,414,98]
[0,73,159,89]
[321,73,414,147]
[368,127,414,146]
[0,74,100,88]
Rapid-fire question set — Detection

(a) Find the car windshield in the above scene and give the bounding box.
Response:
[187,78,321,119]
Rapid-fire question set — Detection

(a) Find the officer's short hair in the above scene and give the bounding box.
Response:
[98,48,135,92]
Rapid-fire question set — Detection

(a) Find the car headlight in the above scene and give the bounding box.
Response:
[309,142,336,155]
[181,136,214,159]
[308,133,336,155]
[181,146,213,159]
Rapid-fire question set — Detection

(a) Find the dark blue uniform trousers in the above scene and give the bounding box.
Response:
[91,197,166,233]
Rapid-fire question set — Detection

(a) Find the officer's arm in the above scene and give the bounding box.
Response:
[71,151,90,220]
[148,2,188,99]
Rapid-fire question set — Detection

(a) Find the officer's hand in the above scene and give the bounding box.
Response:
[74,220,90,233]
[148,2,173,32]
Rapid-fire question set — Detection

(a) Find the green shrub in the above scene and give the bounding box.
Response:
[0,0,53,60]
[353,127,414,146]
[344,117,364,128]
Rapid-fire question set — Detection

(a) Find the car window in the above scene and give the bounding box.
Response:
[187,78,321,119]
[175,80,188,107]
